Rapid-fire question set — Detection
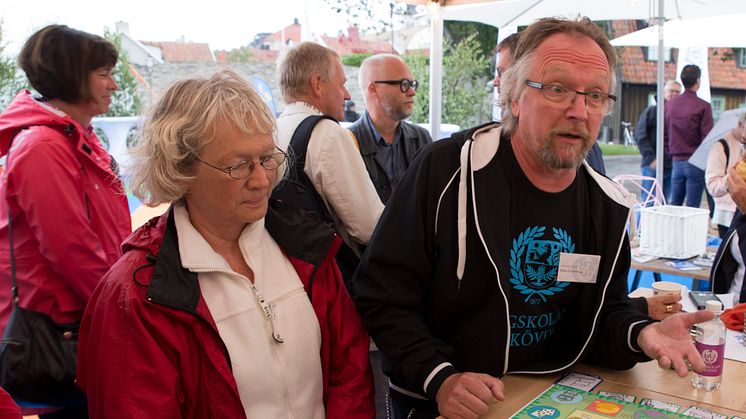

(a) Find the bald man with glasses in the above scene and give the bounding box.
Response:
[349,54,432,204]
[353,17,713,419]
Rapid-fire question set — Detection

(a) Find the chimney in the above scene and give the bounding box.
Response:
[115,21,130,35]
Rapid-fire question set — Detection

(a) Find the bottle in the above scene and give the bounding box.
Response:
[692,300,726,391]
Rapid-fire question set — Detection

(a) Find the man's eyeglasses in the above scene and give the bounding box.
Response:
[196,147,287,180]
[525,80,617,114]
[374,79,419,93]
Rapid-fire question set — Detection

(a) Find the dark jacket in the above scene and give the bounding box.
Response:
[348,113,432,203]
[636,103,672,169]
[354,123,654,404]
[586,142,606,175]
[711,211,746,303]
[77,203,375,418]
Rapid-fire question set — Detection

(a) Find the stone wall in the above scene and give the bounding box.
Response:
[133,61,366,114]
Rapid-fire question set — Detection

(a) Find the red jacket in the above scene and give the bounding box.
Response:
[0,90,131,326]
[77,204,375,418]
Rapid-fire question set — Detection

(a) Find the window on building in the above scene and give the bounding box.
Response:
[711,95,726,120]
[739,49,746,69]
[645,46,673,62]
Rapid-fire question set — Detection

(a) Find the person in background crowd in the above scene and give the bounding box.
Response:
[276,42,384,288]
[665,65,714,207]
[493,33,520,94]
[706,112,746,238]
[76,70,375,418]
[636,80,682,201]
[711,167,746,303]
[353,17,713,419]
[0,25,131,418]
[349,54,432,204]
[344,100,361,122]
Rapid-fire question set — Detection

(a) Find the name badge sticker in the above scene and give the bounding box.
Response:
[557,253,600,283]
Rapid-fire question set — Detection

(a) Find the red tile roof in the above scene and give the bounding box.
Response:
[321,26,395,55]
[142,41,214,62]
[612,20,746,89]
[263,22,301,45]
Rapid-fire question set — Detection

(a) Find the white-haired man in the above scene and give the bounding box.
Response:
[276,42,384,285]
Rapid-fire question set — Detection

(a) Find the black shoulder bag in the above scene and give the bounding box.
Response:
[0,127,85,406]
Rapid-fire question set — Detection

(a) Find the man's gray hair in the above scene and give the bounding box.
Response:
[277,41,339,103]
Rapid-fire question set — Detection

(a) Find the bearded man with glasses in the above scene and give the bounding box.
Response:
[349,54,432,204]
[353,17,714,419]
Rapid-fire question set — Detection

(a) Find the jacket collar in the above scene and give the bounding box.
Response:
[145,202,338,313]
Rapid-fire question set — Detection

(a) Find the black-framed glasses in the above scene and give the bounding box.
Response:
[525,80,617,114]
[196,147,287,180]
[374,79,419,93]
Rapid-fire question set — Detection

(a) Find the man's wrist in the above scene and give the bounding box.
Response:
[425,364,459,400]
[633,320,658,354]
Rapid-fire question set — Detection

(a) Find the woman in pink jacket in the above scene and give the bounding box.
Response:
[0,25,131,417]
[77,70,374,418]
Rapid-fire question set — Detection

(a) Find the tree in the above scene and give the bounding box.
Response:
[0,20,28,110]
[444,21,498,78]
[103,28,142,117]
[325,0,413,34]
[404,34,492,130]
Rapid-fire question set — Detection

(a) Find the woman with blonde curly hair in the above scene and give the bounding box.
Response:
[76,70,374,418]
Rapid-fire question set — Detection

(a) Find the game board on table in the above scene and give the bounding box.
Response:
[511,384,687,418]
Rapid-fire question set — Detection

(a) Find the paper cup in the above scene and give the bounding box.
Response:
[651,281,682,295]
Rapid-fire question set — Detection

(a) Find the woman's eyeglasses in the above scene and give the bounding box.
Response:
[195,147,287,180]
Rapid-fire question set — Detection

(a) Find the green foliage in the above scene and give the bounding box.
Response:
[444,21,498,76]
[441,35,492,129]
[225,46,257,64]
[598,143,640,156]
[341,53,372,67]
[0,20,28,110]
[405,35,492,129]
[402,54,429,124]
[325,0,412,34]
[103,28,142,117]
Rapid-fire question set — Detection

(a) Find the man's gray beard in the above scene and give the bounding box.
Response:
[384,102,412,122]
[537,141,591,170]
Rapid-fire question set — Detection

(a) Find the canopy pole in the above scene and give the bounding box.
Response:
[428,3,443,140]
[654,0,666,201]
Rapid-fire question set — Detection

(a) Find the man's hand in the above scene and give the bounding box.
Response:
[637,310,715,377]
[727,167,746,213]
[436,372,505,419]
[649,159,657,170]
[645,293,683,321]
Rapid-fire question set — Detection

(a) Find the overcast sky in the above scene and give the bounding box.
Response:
[1,0,353,55]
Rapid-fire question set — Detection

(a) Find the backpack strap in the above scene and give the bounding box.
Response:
[718,138,729,175]
[280,115,338,222]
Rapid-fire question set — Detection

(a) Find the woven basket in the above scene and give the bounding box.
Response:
[638,205,709,259]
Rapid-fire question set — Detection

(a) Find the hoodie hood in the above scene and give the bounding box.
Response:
[454,123,636,283]
[0,90,88,156]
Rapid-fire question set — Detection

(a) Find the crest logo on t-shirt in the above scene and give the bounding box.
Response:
[510,226,574,304]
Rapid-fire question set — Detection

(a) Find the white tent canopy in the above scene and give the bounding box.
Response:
[611,13,746,48]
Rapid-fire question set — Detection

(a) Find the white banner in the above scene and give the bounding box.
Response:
[676,47,711,103]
